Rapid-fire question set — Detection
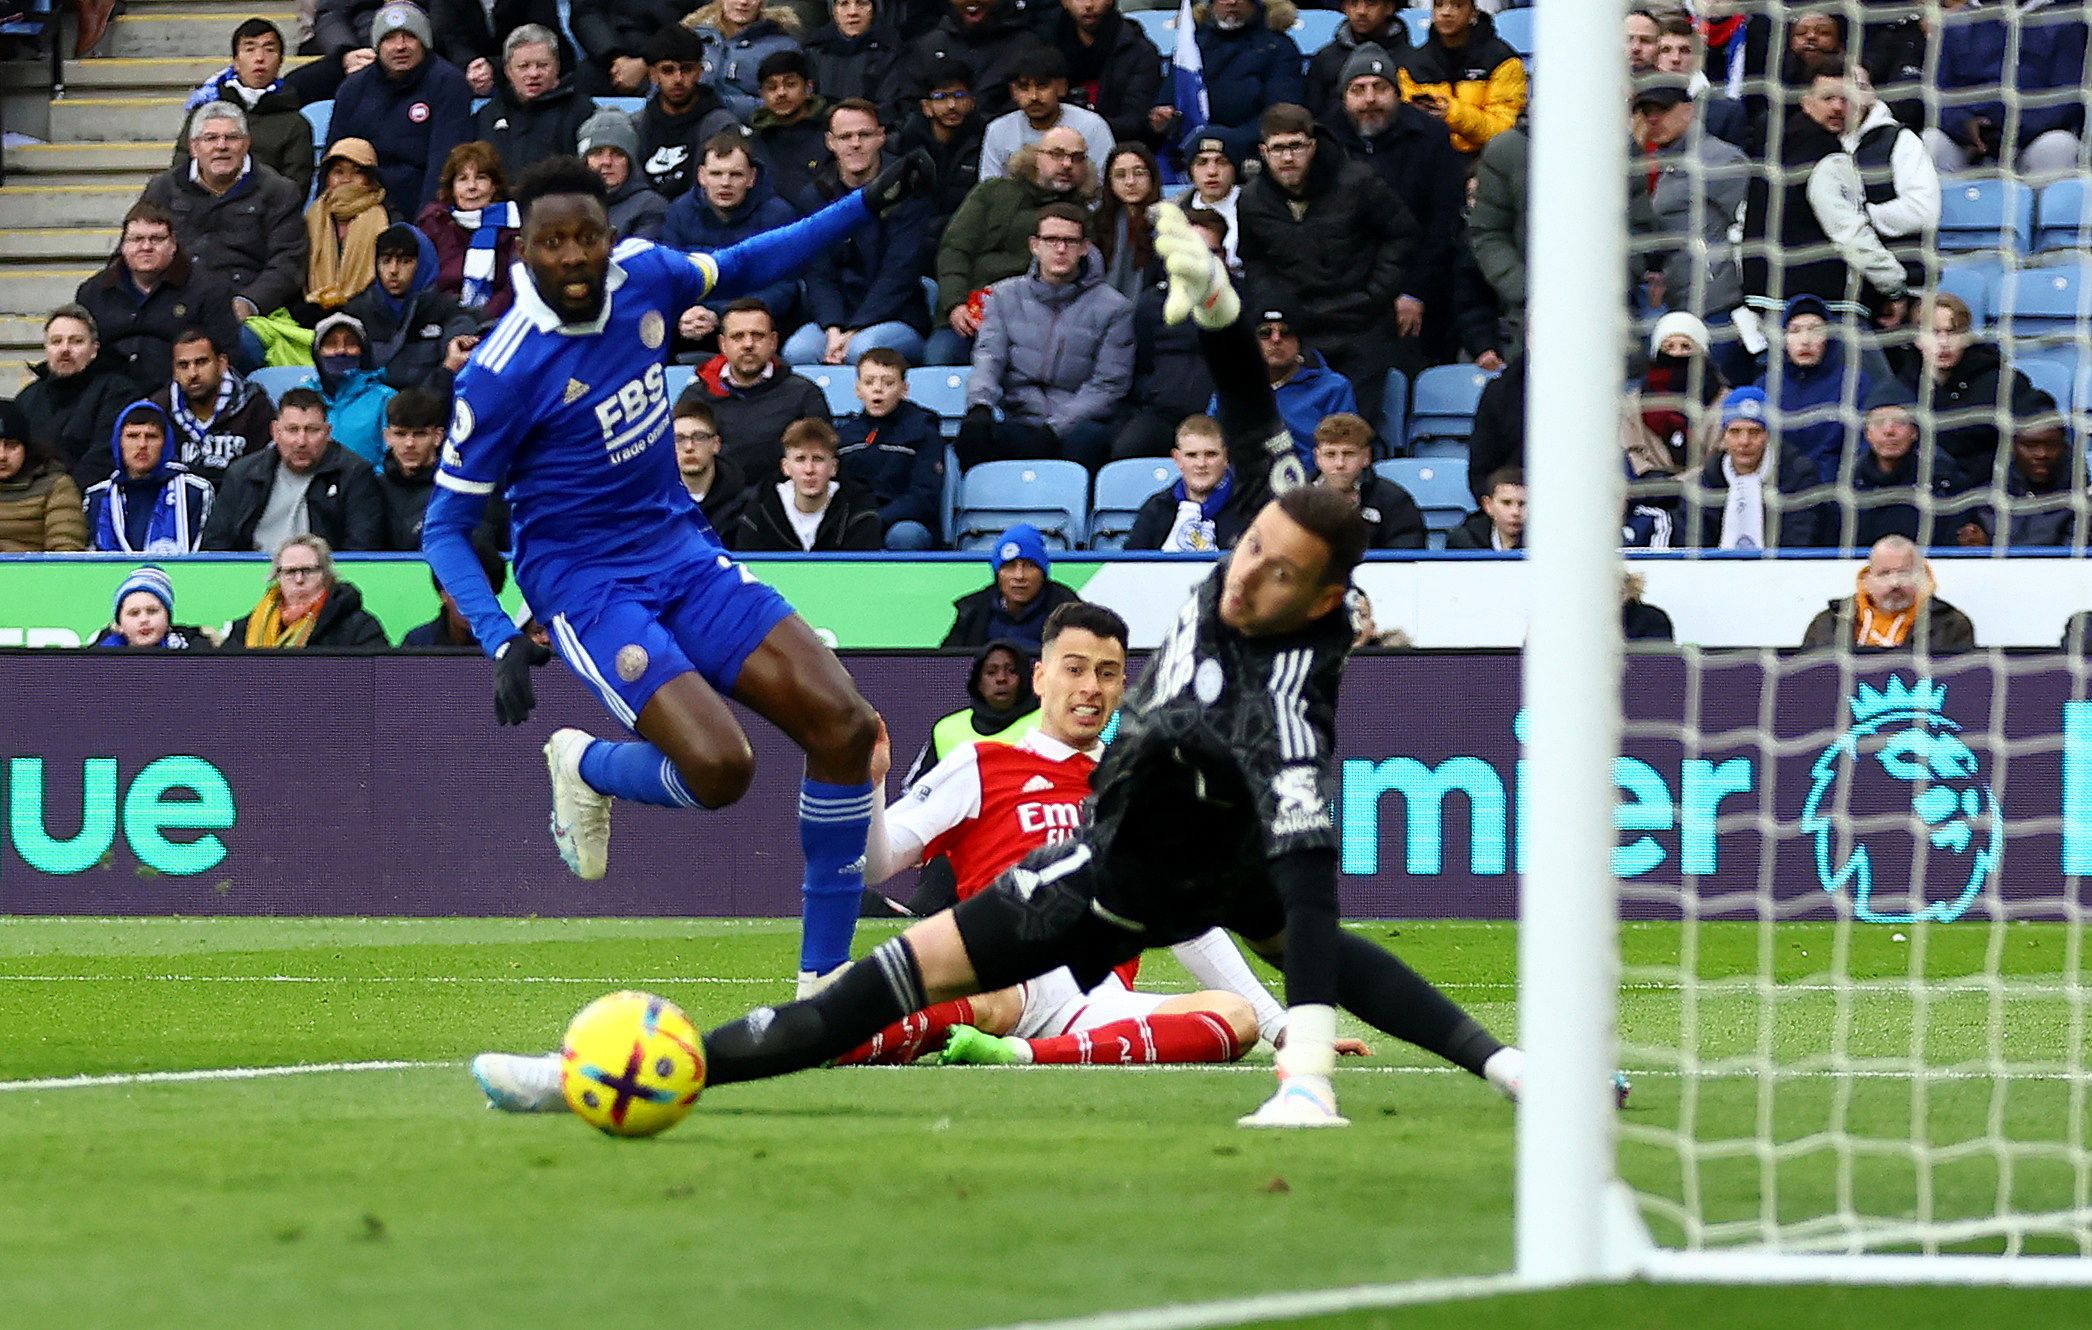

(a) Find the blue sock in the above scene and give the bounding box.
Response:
[577,740,699,809]
[798,778,874,974]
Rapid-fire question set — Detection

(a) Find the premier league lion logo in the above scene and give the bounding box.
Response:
[1798,675,2001,924]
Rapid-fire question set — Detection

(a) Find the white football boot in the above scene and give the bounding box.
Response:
[471,1052,566,1113]
[544,728,612,880]
[1237,1074,1350,1128]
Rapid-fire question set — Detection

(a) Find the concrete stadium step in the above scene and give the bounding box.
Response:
[1,55,313,93]
[0,267,100,317]
[103,9,299,58]
[0,183,143,227]
[1,316,44,390]
[3,141,172,178]
[0,228,118,262]
[47,95,188,143]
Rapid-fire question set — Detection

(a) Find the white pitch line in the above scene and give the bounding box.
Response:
[963,1273,1527,1330]
[0,1059,456,1093]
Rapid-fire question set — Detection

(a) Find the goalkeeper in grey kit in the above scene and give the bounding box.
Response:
[700,204,1529,1126]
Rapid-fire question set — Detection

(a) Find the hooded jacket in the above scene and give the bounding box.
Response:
[967,251,1134,435]
[798,158,938,336]
[1903,340,2028,480]
[690,3,806,120]
[606,174,672,242]
[73,246,245,390]
[1044,6,1163,145]
[904,638,1044,786]
[1394,7,1525,154]
[836,397,945,532]
[140,159,308,317]
[1235,125,1417,337]
[173,76,317,203]
[1304,19,1410,123]
[1212,349,1358,469]
[1191,0,1306,132]
[146,366,274,484]
[889,2,1038,122]
[634,86,743,201]
[473,75,595,180]
[804,18,903,111]
[0,453,87,552]
[302,312,399,465]
[226,576,392,650]
[733,476,885,551]
[660,155,805,320]
[934,154,1090,316]
[201,437,387,552]
[15,353,144,491]
[1756,302,1872,487]
[329,49,476,213]
[83,400,215,554]
[688,357,834,484]
[343,225,484,392]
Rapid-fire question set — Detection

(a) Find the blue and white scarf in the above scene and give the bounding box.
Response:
[185,65,283,112]
[92,472,205,555]
[451,202,520,307]
[1162,469,1235,552]
[167,367,239,446]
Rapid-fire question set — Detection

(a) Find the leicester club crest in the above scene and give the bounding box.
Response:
[640,310,666,350]
[1798,675,2001,924]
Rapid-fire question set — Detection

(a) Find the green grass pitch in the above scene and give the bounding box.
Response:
[1,917,2085,1328]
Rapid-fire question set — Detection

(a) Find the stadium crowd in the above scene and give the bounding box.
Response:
[1,0,2089,648]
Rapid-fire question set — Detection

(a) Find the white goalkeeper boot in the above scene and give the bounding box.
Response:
[1152,201,1241,330]
[471,1052,566,1113]
[1484,1047,1633,1108]
[1240,1005,1348,1127]
[545,728,612,881]
[1238,1073,1350,1129]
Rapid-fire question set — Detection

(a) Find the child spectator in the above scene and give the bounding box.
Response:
[749,49,833,203]
[0,399,87,553]
[83,400,215,554]
[1447,464,1526,551]
[1126,415,1252,553]
[834,348,945,550]
[416,141,521,314]
[91,566,214,650]
[1310,412,1426,550]
[940,522,1083,650]
[733,417,884,551]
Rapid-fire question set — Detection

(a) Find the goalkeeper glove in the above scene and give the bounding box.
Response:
[1152,201,1240,330]
[493,633,553,727]
[864,149,934,216]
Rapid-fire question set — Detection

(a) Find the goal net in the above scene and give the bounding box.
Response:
[1518,0,2092,1287]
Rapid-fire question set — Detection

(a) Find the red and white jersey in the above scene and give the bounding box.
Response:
[888,730,1099,900]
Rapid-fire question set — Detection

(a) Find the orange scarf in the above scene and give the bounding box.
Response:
[242,584,328,649]
[1849,564,1932,648]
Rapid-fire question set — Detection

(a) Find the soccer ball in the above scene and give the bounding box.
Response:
[560,990,707,1137]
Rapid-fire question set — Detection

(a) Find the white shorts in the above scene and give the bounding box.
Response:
[1010,968,1169,1040]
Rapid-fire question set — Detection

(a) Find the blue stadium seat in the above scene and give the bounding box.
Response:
[1399,8,1429,45]
[953,460,1089,551]
[1493,7,1535,57]
[248,365,311,404]
[1128,9,1178,56]
[299,100,332,149]
[1999,261,2092,340]
[1089,457,1178,550]
[1375,458,1473,550]
[907,366,971,439]
[1936,174,2033,254]
[1289,9,1341,52]
[1406,364,1496,453]
[1936,257,2001,330]
[596,97,646,115]
[2012,345,2081,415]
[2034,177,2092,253]
[664,364,695,402]
[795,366,860,417]
[1378,368,1409,456]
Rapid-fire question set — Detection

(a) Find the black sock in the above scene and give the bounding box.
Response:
[704,937,927,1087]
[1334,931,1504,1078]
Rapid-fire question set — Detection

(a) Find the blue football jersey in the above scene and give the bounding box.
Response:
[435,239,723,609]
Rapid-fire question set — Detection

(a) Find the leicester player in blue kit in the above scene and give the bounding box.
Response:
[422,152,934,998]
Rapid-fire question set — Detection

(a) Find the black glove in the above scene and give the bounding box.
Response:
[864,148,934,216]
[963,403,995,427]
[493,633,553,727]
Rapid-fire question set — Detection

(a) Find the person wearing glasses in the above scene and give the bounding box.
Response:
[141,102,308,331]
[931,124,1096,365]
[226,534,391,650]
[958,202,1132,473]
[894,58,985,222]
[1227,302,1360,470]
[74,203,245,391]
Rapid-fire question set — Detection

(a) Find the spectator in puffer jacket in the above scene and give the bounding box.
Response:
[343,224,483,394]
[299,313,398,466]
[959,203,1133,473]
[1218,302,1359,471]
[579,110,672,241]
[173,19,316,200]
[734,417,885,551]
[805,0,903,110]
[147,327,274,485]
[886,0,1038,123]
[687,0,805,121]
[662,134,806,336]
[1167,0,1303,161]
[326,2,475,215]
[1394,0,1524,156]
[634,22,745,201]
[785,101,938,367]
[472,24,598,179]
[1757,294,1870,488]
[835,349,945,549]
[415,141,522,316]
[83,400,215,555]
[0,399,88,553]
[931,129,1096,363]
[1925,0,2088,178]
[1113,205,1224,461]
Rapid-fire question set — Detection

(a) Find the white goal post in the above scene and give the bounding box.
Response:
[1516,0,2092,1291]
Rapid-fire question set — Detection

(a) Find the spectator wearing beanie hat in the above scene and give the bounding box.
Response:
[92,566,214,650]
[1169,134,1241,271]
[580,110,671,241]
[1622,309,1725,481]
[1303,0,1410,123]
[1848,376,1970,551]
[1679,384,1835,551]
[1756,292,1872,488]
[940,522,1084,651]
[326,2,476,214]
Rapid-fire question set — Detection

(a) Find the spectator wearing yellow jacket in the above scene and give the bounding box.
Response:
[1394,0,1525,156]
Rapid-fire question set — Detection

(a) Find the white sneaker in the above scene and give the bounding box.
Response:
[795,964,848,1001]
[1237,1074,1349,1128]
[471,1052,566,1113]
[545,728,612,880]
